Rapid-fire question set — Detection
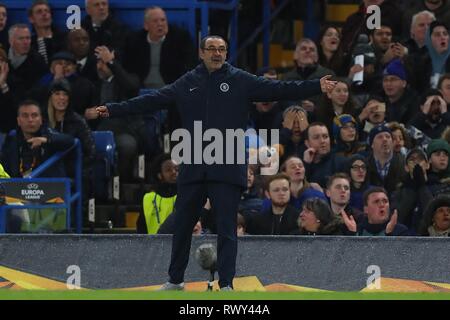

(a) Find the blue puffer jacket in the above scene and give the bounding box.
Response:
[107,62,322,187]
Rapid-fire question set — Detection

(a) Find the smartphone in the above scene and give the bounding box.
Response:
[376,103,386,113]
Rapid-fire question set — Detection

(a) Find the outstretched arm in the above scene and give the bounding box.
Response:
[247,73,337,102]
[92,84,178,119]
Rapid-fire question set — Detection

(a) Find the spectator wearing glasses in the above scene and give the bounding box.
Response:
[346,154,372,212]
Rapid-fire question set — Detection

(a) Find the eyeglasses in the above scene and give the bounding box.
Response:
[203,47,227,53]
[351,165,367,171]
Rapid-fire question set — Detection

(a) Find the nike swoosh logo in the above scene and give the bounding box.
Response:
[189,87,198,92]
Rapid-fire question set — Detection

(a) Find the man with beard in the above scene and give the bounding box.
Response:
[345,187,409,236]
[302,122,347,188]
[411,89,450,139]
[366,124,405,195]
[94,35,337,291]
[244,174,299,235]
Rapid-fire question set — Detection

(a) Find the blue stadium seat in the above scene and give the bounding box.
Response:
[92,131,117,201]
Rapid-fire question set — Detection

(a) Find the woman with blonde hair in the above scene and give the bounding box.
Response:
[46,79,95,185]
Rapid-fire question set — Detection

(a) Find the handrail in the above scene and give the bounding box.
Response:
[28,139,80,178]
[0,139,83,234]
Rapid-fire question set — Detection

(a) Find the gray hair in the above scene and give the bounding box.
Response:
[295,38,316,50]
[144,6,164,20]
[410,10,436,35]
[8,24,30,40]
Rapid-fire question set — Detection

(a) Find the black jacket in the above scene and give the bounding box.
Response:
[53,109,96,173]
[291,216,353,236]
[106,62,322,187]
[384,88,420,125]
[8,50,48,99]
[81,14,129,59]
[410,110,450,140]
[31,26,66,65]
[245,204,299,235]
[366,152,405,195]
[0,127,74,178]
[357,216,410,236]
[30,73,96,120]
[123,25,196,86]
[0,88,16,134]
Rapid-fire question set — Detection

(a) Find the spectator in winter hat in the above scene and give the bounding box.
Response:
[382,58,420,124]
[332,114,367,157]
[366,124,406,194]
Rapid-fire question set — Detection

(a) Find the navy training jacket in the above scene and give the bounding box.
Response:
[106,63,322,187]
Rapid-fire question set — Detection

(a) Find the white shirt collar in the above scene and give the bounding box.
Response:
[147,34,166,44]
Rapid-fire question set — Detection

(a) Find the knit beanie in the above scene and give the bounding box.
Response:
[426,139,450,158]
[383,58,406,81]
[369,124,392,147]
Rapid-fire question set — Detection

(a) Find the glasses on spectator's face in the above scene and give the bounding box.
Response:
[203,46,227,53]
[351,165,367,171]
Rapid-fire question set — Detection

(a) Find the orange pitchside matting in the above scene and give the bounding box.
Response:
[1,265,449,293]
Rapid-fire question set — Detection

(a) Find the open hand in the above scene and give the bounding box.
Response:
[341,210,357,233]
[303,147,316,164]
[386,209,398,235]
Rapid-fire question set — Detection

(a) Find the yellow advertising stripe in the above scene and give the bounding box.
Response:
[0,266,81,290]
[424,282,450,291]
[360,277,444,293]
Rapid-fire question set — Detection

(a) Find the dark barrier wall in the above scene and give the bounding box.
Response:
[0,235,449,291]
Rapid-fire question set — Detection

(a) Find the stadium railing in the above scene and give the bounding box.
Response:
[0,138,83,233]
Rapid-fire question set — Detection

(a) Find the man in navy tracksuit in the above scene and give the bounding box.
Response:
[96,35,336,290]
